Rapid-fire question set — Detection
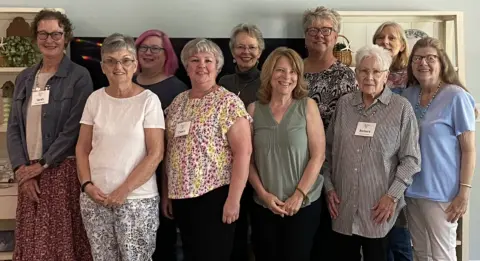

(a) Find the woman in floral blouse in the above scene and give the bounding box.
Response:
[373,21,409,94]
[163,38,252,261]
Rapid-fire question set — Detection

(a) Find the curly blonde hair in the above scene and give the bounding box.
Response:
[258,47,308,104]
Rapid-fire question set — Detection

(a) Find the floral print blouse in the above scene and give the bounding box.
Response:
[165,87,250,199]
[305,60,358,130]
[387,68,408,94]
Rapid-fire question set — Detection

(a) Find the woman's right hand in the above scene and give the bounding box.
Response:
[84,184,107,205]
[327,190,341,219]
[260,192,288,217]
[161,198,174,219]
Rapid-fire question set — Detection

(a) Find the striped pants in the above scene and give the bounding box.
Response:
[80,193,160,261]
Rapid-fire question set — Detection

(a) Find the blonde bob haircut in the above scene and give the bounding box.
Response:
[372,21,409,71]
[258,47,308,104]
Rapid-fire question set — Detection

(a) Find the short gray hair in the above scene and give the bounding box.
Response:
[101,33,136,58]
[228,23,265,52]
[355,45,392,71]
[180,38,224,72]
[302,6,342,33]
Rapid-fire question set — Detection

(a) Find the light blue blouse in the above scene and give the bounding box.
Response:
[402,84,475,202]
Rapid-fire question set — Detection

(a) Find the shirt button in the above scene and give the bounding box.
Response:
[357,149,360,152]
[354,168,358,171]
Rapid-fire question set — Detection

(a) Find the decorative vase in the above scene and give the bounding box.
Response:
[3,97,11,124]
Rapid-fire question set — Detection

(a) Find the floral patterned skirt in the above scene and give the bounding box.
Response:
[13,158,93,261]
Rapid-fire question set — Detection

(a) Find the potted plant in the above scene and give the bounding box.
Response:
[0,36,41,67]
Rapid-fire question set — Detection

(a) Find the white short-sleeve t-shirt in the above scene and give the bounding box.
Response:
[80,88,165,199]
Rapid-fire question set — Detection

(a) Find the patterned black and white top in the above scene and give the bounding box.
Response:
[324,87,421,238]
[305,60,357,130]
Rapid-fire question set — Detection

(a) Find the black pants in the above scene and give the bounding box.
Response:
[251,198,322,261]
[333,231,389,261]
[172,185,235,261]
[152,175,178,261]
[230,183,253,261]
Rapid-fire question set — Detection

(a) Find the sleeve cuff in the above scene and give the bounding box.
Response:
[388,179,407,199]
[323,175,334,192]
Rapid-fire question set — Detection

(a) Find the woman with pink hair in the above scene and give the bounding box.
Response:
[133,29,187,261]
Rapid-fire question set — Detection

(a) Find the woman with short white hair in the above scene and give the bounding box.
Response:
[324,45,421,260]
[164,38,252,261]
[218,23,265,261]
[76,33,165,260]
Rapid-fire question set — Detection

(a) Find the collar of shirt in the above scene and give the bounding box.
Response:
[350,86,393,107]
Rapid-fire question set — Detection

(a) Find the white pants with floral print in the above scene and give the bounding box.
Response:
[80,193,160,261]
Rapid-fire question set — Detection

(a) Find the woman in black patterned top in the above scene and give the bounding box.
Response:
[302,6,357,261]
[303,6,357,130]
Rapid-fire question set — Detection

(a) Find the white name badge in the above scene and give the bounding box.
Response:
[174,121,191,137]
[31,90,50,106]
[354,122,377,137]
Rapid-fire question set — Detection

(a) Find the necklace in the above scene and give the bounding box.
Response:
[415,81,442,120]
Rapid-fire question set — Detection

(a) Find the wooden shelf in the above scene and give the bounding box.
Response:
[0,67,26,74]
[0,124,6,133]
[0,251,13,260]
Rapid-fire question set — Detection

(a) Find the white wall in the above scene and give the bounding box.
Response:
[3,0,480,259]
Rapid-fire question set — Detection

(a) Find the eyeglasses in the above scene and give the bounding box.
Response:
[138,45,165,54]
[102,58,136,67]
[306,27,334,37]
[412,55,438,64]
[234,45,259,52]
[37,31,64,41]
[357,69,387,79]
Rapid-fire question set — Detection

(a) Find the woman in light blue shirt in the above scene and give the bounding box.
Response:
[402,37,476,261]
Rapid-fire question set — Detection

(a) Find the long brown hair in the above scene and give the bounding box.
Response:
[258,47,308,104]
[407,37,477,117]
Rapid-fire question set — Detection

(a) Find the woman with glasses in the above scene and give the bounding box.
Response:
[324,45,420,261]
[218,23,264,261]
[7,9,94,261]
[402,37,476,261]
[301,6,357,260]
[76,33,165,260]
[133,29,187,261]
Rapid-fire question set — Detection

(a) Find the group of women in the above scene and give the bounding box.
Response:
[7,5,475,261]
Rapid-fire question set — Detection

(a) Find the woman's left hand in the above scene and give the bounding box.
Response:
[18,163,44,185]
[372,194,397,224]
[283,190,303,216]
[222,197,240,224]
[446,194,469,223]
[105,185,130,207]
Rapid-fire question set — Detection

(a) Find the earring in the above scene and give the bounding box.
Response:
[233,59,236,64]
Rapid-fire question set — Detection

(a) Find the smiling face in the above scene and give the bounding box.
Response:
[374,25,405,58]
[304,18,338,55]
[270,56,298,97]
[411,47,441,85]
[137,36,166,73]
[356,56,388,98]
[232,32,261,71]
[101,49,138,85]
[186,52,218,87]
[36,19,66,59]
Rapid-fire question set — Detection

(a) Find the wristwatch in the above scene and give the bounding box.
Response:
[38,158,49,168]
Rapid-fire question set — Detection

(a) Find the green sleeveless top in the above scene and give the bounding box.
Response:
[253,97,323,208]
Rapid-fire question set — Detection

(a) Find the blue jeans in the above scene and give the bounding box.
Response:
[388,226,413,261]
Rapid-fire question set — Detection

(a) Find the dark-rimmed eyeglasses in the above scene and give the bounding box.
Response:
[37,31,64,41]
[306,27,334,37]
[412,55,438,64]
[138,45,165,54]
[102,58,136,67]
[357,69,387,79]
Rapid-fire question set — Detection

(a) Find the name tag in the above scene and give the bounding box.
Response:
[174,121,191,137]
[31,90,50,106]
[354,122,376,137]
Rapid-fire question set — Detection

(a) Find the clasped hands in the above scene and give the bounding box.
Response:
[260,190,304,217]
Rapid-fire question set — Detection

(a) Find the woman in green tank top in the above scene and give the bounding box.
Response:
[247,47,326,261]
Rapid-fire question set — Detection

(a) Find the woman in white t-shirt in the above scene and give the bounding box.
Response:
[75,33,165,260]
